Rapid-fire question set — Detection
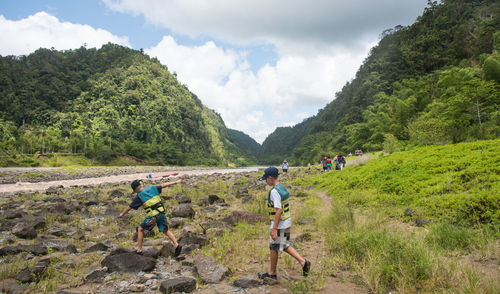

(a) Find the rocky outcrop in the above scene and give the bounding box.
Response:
[101,252,156,273]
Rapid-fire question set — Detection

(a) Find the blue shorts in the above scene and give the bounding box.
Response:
[140,214,168,232]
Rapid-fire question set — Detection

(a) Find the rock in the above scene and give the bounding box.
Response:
[0,278,28,293]
[176,195,192,204]
[46,185,64,194]
[15,258,50,283]
[171,204,195,218]
[415,218,430,227]
[3,209,26,219]
[233,277,261,288]
[160,277,197,293]
[66,230,85,240]
[404,208,416,217]
[0,244,47,256]
[12,223,37,239]
[194,255,227,283]
[84,269,107,282]
[109,189,124,198]
[129,284,146,292]
[48,227,66,237]
[208,195,224,205]
[110,247,132,255]
[296,217,315,225]
[104,207,121,217]
[169,217,185,229]
[178,231,208,247]
[101,252,156,273]
[39,239,77,253]
[180,244,200,256]
[143,247,161,259]
[84,242,109,253]
[160,243,175,258]
[291,233,312,245]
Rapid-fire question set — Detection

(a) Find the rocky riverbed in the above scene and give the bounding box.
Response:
[0,167,321,293]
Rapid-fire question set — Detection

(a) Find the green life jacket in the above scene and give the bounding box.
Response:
[138,186,165,217]
[268,183,290,221]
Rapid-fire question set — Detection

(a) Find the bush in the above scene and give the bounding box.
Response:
[95,148,117,164]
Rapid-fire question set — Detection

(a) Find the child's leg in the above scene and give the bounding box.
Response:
[284,246,306,267]
[163,229,179,248]
[137,227,144,252]
[269,249,279,275]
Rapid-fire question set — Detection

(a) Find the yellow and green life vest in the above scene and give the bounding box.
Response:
[138,186,165,217]
[268,183,290,221]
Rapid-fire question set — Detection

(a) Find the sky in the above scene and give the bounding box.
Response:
[0,0,428,143]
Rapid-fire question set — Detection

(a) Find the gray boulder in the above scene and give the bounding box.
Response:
[15,258,51,283]
[101,252,156,273]
[84,242,109,253]
[171,204,195,218]
[160,277,197,293]
[233,277,262,288]
[194,255,227,283]
[178,231,208,247]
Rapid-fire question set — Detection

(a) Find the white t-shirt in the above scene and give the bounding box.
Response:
[269,188,291,229]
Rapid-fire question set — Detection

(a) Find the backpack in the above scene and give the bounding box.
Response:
[326,158,331,164]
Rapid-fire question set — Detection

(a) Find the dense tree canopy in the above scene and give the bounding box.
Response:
[0,44,257,166]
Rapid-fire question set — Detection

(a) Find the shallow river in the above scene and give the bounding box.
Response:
[0,167,264,194]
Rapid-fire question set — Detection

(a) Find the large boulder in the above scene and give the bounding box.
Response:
[39,239,77,253]
[160,277,197,293]
[171,204,195,218]
[194,255,227,283]
[178,231,208,247]
[233,277,262,288]
[84,242,109,253]
[12,223,37,239]
[0,244,47,256]
[101,252,156,273]
[15,258,51,283]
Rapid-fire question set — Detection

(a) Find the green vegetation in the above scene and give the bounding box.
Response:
[0,44,256,166]
[291,139,499,293]
[260,0,500,165]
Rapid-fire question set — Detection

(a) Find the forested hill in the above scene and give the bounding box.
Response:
[0,44,257,166]
[259,0,500,165]
[227,129,261,156]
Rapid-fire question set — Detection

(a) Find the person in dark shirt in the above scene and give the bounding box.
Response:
[119,178,183,256]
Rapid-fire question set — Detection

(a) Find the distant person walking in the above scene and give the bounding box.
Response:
[119,178,183,256]
[282,160,289,175]
[326,156,333,171]
[337,153,346,170]
[257,167,310,280]
[322,157,328,172]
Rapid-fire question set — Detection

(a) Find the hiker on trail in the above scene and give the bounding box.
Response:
[326,156,333,171]
[322,157,328,172]
[334,155,339,170]
[282,160,289,175]
[337,153,346,171]
[257,167,310,280]
[118,178,183,256]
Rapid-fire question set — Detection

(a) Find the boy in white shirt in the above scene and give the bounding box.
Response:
[257,167,310,280]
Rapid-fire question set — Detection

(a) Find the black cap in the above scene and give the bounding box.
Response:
[131,179,142,192]
[258,167,279,181]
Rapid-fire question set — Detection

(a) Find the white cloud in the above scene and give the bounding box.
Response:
[146,36,373,143]
[0,12,130,56]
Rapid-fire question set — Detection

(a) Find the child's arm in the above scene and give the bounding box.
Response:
[118,206,131,218]
[271,208,283,240]
[160,179,183,189]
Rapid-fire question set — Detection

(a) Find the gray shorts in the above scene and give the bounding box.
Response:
[269,227,291,251]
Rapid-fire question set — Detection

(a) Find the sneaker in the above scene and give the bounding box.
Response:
[174,245,182,257]
[302,260,311,277]
[258,272,277,280]
[134,250,143,256]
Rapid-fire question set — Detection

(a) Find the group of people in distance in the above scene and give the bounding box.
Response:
[322,154,346,171]
[119,165,310,283]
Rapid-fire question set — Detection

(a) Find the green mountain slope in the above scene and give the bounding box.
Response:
[0,44,256,166]
[227,129,261,156]
[259,0,500,165]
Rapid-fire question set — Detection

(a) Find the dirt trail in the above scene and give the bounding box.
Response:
[0,167,262,194]
[314,190,366,294]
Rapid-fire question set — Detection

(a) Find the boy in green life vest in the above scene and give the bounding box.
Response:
[257,167,311,280]
[118,178,183,256]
